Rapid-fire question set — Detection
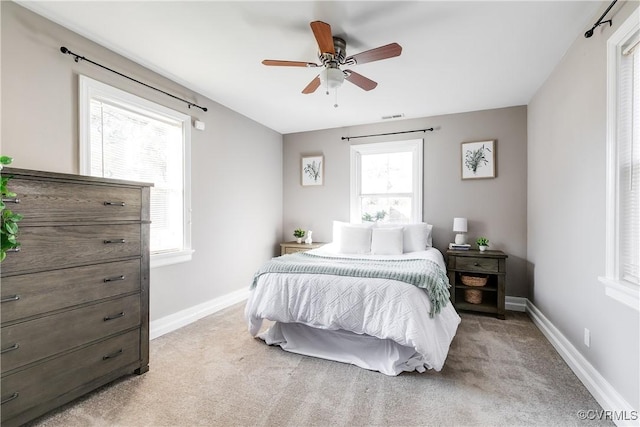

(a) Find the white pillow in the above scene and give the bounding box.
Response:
[332,220,373,247]
[340,225,372,254]
[371,227,403,255]
[403,223,432,252]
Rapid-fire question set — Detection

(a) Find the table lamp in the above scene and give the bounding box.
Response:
[453,217,468,245]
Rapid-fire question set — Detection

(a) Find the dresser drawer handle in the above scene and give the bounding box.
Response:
[104,239,126,244]
[103,349,124,360]
[1,392,19,405]
[104,201,126,207]
[1,343,19,354]
[1,197,20,204]
[6,247,20,253]
[473,262,480,266]
[104,275,126,283]
[104,312,125,321]
[1,295,20,303]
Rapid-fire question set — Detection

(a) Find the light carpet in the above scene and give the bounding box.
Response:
[27,303,611,426]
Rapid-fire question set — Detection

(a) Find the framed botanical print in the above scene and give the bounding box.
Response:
[301,155,324,186]
[461,140,496,180]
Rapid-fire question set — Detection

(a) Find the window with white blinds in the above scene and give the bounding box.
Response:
[79,76,193,268]
[618,33,639,286]
[602,10,640,310]
[350,140,423,224]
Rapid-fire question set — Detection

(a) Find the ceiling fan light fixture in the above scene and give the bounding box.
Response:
[319,68,344,89]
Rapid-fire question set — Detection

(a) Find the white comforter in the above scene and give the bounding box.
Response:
[245,245,461,375]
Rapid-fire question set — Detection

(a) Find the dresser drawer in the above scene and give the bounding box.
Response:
[1,294,140,373]
[455,256,499,273]
[6,178,142,224]
[1,224,141,275]
[1,329,140,424]
[1,260,141,324]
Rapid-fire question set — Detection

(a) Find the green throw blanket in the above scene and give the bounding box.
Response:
[251,252,451,317]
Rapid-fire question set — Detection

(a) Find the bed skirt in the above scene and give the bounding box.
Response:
[259,322,433,376]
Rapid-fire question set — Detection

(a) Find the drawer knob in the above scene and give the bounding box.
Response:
[104,239,126,244]
[1,392,19,405]
[104,201,126,206]
[104,311,125,321]
[1,343,20,354]
[1,295,20,303]
[1,197,20,204]
[103,349,124,360]
[104,275,126,283]
[474,262,480,266]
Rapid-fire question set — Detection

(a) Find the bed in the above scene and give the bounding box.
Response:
[244,222,461,376]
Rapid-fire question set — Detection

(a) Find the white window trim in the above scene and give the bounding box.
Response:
[78,75,193,269]
[599,9,640,311]
[349,139,423,223]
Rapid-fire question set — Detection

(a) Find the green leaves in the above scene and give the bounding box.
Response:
[0,156,13,166]
[476,237,489,247]
[0,156,21,262]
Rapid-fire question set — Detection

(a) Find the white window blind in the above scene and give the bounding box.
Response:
[350,140,423,223]
[618,34,639,286]
[601,10,640,311]
[79,76,192,267]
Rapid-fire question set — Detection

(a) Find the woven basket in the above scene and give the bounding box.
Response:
[461,275,487,304]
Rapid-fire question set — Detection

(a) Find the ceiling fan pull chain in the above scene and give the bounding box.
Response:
[334,88,339,108]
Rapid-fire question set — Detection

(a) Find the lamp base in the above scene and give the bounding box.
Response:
[455,233,466,245]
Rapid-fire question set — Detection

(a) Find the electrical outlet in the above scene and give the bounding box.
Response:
[584,328,591,347]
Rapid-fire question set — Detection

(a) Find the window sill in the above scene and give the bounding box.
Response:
[598,276,640,312]
[151,249,195,269]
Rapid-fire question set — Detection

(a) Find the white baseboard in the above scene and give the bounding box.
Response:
[505,296,527,312]
[149,288,249,340]
[525,300,637,426]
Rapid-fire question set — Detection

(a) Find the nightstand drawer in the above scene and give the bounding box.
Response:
[284,247,308,255]
[456,256,499,273]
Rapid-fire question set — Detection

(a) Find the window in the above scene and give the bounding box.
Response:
[601,10,640,311]
[79,76,193,268]
[350,139,423,223]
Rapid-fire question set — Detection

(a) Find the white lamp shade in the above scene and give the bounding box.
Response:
[453,217,468,233]
[320,68,345,89]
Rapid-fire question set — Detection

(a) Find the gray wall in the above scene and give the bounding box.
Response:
[1,2,283,321]
[528,1,639,410]
[283,106,529,297]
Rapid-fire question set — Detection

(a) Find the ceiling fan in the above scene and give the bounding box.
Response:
[262,21,402,100]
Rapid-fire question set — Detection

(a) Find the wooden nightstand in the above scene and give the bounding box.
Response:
[446,249,507,319]
[280,241,325,255]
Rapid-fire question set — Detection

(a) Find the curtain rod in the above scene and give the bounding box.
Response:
[584,0,617,38]
[60,46,208,112]
[341,128,434,142]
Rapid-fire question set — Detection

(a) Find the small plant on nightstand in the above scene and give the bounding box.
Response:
[293,228,306,244]
[476,237,489,252]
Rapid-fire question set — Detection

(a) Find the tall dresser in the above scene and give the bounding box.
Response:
[0,168,151,426]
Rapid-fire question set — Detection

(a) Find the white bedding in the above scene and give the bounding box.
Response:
[245,245,461,375]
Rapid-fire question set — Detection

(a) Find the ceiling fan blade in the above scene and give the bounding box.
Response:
[262,60,318,67]
[310,21,335,55]
[302,76,321,94]
[345,42,402,65]
[345,70,378,91]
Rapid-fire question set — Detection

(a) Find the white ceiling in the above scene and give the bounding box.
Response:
[17,1,601,134]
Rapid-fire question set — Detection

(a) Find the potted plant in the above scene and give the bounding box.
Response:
[1,156,23,262]
[476,237,489,252]
[293,228,306,244]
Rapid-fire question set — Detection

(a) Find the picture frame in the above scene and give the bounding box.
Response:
[301,155,324,186]
[461,140,496,180]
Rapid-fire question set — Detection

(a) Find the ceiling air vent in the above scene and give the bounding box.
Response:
[381,113,404,120]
